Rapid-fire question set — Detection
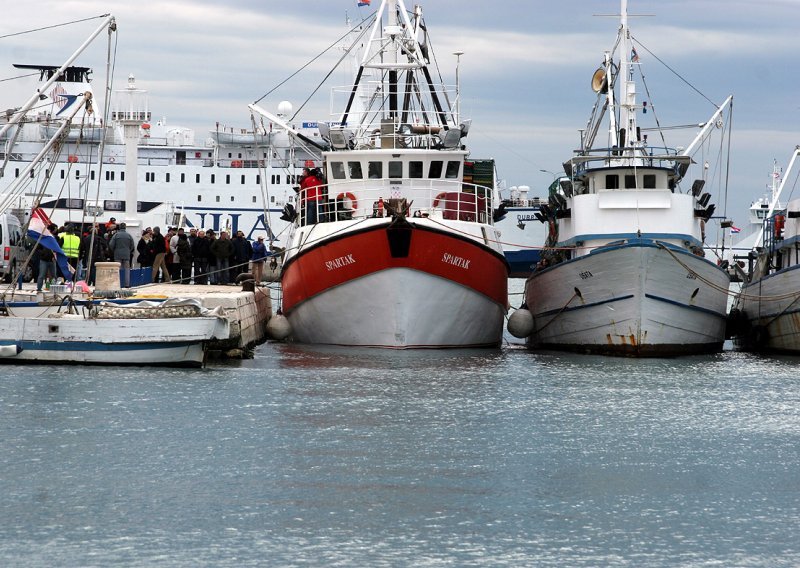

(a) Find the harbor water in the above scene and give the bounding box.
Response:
[1,337,799,566]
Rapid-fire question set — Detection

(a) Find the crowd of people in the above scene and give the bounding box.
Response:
[30,218,273,290]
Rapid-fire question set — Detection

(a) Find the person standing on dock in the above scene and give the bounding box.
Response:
[61,225,80,270]
[150,226,171,283]
[250,235,268,284]
[136,228,154,269]
[175,232,193,284]
[79,226,109,285]
[108,222,135,288]
[211,230,234,285]
[232,230,252,280]
[191,229,210,285]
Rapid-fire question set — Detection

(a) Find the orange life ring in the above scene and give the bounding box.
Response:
[336,192,358,210]
[432,192,447,208]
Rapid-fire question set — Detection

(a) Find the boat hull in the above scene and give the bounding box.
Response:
[734,265,800,353]
[524,242,729,356]
[282,223,508,348]
[0,315,229,367]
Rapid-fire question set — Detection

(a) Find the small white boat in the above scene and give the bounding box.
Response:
[0,298,230,367]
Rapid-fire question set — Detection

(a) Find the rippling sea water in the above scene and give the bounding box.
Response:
[1,337,799,567]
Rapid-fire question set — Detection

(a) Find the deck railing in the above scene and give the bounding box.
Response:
[294,178,494,226]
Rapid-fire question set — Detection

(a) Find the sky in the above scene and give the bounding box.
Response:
[1,0,799,229]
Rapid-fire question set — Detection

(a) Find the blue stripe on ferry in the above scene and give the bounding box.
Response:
[537,294,635,317]
[644,293,727,319]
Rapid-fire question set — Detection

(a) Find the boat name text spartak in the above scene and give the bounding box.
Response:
[325,254,356,271]
[442,253,471,269]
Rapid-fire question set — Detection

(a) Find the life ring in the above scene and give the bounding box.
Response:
[336,192,358,210]
[109,156,115,163]
[432,192,447,208]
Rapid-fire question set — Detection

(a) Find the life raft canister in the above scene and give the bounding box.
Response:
[774,214,785,239]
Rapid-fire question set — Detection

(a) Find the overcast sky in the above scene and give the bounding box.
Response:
[2,0,799,229]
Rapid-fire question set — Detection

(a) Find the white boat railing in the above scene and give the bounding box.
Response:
[294,178,495,226]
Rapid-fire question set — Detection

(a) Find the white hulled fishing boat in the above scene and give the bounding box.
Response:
[521,0,732,356]
[729,147,800,353]
[256,0,508,348]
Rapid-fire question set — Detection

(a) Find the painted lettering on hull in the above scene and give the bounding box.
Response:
[325,254,356,271]
[442,252,470,269]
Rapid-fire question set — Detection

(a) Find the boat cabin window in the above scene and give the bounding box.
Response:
[211,174,216,184]
[606,174,619,189]
[388,161,402,179]
[625,175,636,189]
[429,161,443,178]
[181,173,186,183]
[121,172,125,181]
[166,173,171,183]
[445,161,461,179]
[197,195,202,202]
[241,174,246,184]
[368,161,382,179]
[348,161,363,179]
[409,161,423,178]
[331,162,346,180]
[643,174,656,189]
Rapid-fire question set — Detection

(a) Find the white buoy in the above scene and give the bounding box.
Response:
[267,312,292,340]
[507,306,534,338]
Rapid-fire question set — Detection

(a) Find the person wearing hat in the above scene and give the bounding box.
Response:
[250,234,268,284]
[108,222,135,287]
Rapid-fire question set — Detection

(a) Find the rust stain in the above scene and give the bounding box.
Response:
[629,334,637,346]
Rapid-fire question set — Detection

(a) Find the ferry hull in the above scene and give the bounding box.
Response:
[734,265,800,353]
[524,243,729,356]
[282,223,508,348]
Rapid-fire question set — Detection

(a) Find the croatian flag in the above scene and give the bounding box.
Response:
[27,207,73,278]
[358,0,370,6]
[730,225,741,234]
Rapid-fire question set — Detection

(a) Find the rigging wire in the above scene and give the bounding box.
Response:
[631,36,719,108]
[252,12,376,106]
[0,14,110,40]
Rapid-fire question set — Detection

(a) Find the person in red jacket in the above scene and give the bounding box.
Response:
[298,167,324,225]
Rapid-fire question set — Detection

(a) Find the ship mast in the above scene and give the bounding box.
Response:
[618,0,638,160]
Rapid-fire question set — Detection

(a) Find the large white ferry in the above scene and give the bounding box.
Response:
[0,63,320,245]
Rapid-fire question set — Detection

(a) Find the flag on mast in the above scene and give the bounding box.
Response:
[27,207,73,278]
